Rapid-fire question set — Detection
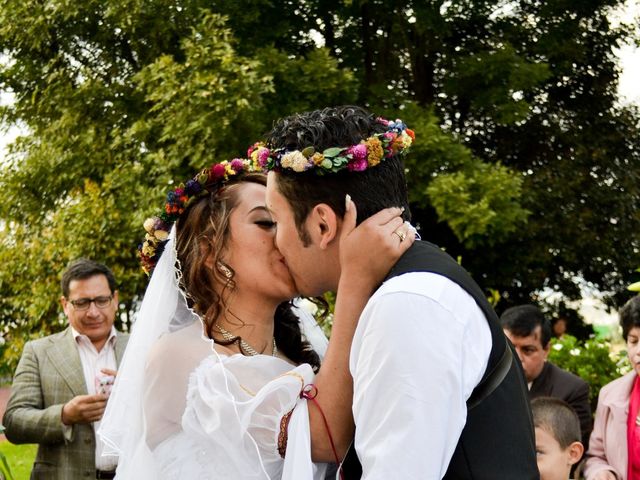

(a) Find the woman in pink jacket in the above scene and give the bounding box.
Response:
[584,296,640,480]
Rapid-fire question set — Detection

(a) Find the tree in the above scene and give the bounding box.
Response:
[1,0,639,372]
[303,0,640,311]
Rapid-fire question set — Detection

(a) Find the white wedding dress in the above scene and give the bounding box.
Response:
[141,320,329,480]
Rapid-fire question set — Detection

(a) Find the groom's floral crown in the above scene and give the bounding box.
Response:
[249,118,415,175]
[139,158,260,275]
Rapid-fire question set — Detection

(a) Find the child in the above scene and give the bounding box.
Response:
[532,397,585,480]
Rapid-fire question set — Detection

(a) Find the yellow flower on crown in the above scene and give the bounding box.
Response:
[311,152,325,166]
[282,151,308,172]
[154,229,169,241]
[400,131,413,149]
[142,243,156,257]
[365,137,383,167]
[280,152,295,169]
[292,153,309,172]
[145,233,158,245]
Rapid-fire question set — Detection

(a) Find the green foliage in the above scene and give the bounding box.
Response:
[131,12,273,168]
[548,335,631,410]
[445,43,552,125]
[0,442,37,480]
[0,447,14,480]
[400,104,529,248]
[427,162,530,247]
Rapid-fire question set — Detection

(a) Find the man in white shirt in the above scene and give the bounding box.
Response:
[263,106,538,479]
[3,259,129,480]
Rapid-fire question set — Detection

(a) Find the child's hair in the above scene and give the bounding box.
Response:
[531,397,582,449]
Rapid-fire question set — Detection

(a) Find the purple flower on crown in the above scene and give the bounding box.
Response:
[154,217,169,232]
[185,179,202,195]
[166,191,178,203]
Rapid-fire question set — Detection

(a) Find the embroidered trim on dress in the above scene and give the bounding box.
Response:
[278,409,294,458]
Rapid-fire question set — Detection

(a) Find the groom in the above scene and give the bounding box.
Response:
[262,106,538,479]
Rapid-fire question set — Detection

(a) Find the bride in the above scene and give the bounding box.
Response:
[99,157,413,479]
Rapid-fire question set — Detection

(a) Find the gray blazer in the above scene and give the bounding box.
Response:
[3,327,128,480]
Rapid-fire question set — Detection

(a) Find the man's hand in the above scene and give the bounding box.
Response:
[61,394,108,425]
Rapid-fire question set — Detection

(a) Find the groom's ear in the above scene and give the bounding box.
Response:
[307,203,339,250]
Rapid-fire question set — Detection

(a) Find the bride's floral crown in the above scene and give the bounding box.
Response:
[139,158,260,275]
[248,118,415,175]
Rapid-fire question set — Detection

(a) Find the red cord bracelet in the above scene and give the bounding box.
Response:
[301,384,345,480]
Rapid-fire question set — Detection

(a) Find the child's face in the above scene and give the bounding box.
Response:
[535,427,572,480]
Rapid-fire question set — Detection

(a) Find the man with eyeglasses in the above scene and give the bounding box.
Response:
[3,258,129,480]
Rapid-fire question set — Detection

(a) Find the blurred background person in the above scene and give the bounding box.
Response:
[532,397,584,480]
[501,304,592,449]
[584,295,640,480]
[3,259,129,480]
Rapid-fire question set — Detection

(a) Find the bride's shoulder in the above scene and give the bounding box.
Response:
[146,321,213,370]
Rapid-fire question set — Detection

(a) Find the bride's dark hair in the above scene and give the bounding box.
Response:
[175,172,320,371]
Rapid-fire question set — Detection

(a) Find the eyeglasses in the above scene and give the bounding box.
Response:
[69,295,113,311]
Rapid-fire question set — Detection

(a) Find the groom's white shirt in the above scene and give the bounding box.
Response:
[350,271,492,479]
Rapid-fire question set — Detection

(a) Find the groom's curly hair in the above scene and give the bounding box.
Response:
[266,105,411,246]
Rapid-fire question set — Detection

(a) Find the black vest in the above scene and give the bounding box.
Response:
[341,241,539,479]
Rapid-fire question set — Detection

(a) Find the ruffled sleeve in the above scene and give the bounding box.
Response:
[181,352,328,480]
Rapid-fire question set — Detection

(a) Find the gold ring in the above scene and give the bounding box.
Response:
[393,229,406,242]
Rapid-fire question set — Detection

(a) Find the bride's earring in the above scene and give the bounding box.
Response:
[217,262,233,280]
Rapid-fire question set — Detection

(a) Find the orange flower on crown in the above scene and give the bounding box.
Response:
[365,137,384,167]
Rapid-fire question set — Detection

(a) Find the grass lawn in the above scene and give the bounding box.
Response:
[0,441,36,480]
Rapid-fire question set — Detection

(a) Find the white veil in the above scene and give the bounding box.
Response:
[99,226,198,475]
[99,226,329,479]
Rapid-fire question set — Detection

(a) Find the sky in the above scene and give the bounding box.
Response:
[618,45,640,105]
[612,0,640,105]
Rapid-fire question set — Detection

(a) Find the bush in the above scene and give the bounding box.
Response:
[548,334,630,411]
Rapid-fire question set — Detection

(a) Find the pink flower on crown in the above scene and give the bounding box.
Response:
[211,163,226,180]
[347,158,368,172]
[347,144,367,162]
[230,158,244,172]
[258,147,270,167]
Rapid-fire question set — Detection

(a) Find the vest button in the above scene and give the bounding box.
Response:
[84,437,93,445]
